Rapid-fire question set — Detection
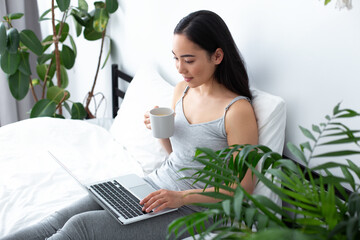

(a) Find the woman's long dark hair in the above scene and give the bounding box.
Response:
[174,10,252,100]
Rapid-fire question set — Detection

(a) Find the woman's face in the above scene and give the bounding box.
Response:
[172,34,220,88]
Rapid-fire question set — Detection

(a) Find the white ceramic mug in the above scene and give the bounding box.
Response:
[149,107,174,138]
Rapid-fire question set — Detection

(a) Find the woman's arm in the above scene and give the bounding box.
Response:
[143,81,187,155]
[225,99,258,194]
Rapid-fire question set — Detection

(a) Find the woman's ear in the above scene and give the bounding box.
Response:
[213,48,224,65]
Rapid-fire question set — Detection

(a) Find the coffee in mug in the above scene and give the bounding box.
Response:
[149,107,174,138]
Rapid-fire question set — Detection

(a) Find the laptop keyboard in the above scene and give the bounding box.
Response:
[90,180,147,219]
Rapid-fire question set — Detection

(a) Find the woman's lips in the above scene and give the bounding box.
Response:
[184,77,192,82]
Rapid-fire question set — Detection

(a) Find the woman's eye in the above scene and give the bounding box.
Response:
[185,60,194,64]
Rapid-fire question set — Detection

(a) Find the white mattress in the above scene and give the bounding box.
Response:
[0,117,143,237]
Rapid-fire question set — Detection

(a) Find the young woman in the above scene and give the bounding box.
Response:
[1,10,258,240]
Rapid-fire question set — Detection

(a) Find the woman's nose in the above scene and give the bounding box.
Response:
[177,61,186,74]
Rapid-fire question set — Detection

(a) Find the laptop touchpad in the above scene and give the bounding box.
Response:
[130,184,154,199]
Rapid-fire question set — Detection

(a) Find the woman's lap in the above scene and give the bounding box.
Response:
[1,195,196,240]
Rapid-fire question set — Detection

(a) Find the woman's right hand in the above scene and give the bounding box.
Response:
[144,106,158,130]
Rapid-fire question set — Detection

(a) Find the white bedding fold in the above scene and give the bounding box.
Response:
[0,118,143,237]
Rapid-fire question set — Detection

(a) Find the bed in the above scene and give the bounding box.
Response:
[0,64,286,237]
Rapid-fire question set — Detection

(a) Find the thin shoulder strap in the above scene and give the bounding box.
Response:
[182,86,190,97]
[225,96,250,111]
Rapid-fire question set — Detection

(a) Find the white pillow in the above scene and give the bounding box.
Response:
[110,65,174,175]
[251,88,286,154]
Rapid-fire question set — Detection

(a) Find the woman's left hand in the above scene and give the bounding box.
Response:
[140,189,184,213]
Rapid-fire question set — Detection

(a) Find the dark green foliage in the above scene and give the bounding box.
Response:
[168,103,360,240]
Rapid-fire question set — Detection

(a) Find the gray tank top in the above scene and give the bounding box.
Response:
[145,86,250,193]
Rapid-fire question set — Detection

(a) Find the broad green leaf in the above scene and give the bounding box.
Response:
[30,99,57,118]
[74,18,83,37]
[71,10,88,27]
[46,86,70,104]
[59,65,68,88]
[19,29,43,56]
[106,0,119,14]
[60,45,75,69]
[286,142,307,164]
[84,19,103,40]
[0,23,7,55]
[56,0,70,12]
[18,51,31,75]
[78,0,89,11]
[93,6,109,32]
[71,102,87,119]
[7,13,24,20]
[0,50,20,75]
[37,53,54,65]
[64,101,71,114]
[56,23,70,42]
[8,70,29,100]
[7,28,20,54]
[69,35,77,57]
[36,64,55,82]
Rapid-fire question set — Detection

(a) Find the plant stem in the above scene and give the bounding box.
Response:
[29,76,38,102]
[84,29,106,119]
[42,58,54,99]
[56,91,68,110]
[51,0,62,115]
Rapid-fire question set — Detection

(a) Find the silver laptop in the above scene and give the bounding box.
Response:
[48,151,178,225]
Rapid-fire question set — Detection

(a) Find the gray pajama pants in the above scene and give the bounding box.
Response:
[0,195,202,240]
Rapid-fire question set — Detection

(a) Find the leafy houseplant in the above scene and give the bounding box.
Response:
[167,103,360,240]
[0,0,118,119]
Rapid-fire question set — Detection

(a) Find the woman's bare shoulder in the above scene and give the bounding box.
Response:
[225,99,258,145]
[171,81,187,109]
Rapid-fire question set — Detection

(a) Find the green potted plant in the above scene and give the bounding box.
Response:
[167,103,360,239]
[0,0,118,119]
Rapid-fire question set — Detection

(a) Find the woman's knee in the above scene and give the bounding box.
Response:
[50,210,112,240]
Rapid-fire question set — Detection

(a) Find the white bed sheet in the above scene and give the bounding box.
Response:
[0,117,143,237]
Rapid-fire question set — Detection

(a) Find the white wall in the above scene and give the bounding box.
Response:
[38,0,360,162]
[108,0,360,160]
